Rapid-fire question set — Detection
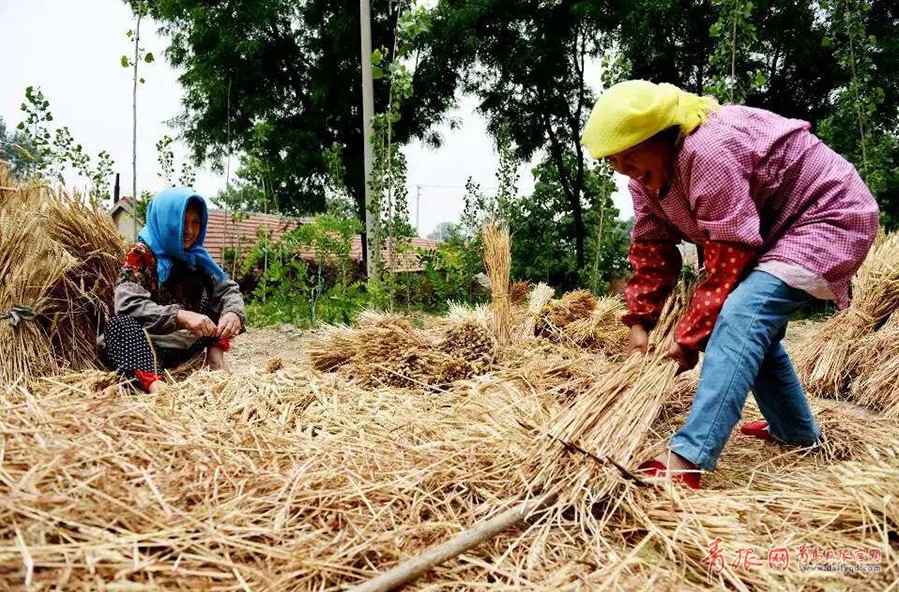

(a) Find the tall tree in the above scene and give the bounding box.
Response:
[429,0,609,269]
[506,154,628,290]
[136,0,466,219]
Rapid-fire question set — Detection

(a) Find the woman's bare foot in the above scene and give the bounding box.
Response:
[205,346,228,370]
[638,450,702,489]
[653,450,698,473]
[148,380,167,394]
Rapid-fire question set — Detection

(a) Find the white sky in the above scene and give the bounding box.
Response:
[0,0,632,238]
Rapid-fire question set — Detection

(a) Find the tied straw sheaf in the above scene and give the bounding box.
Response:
[1,191,898,591]
[0,164,125,385]
[794,231,899,398]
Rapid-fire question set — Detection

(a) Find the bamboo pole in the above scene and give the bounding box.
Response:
[347,491,558,592]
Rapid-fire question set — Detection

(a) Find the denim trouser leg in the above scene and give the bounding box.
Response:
[751,338,821,446]
[669,270,821,471]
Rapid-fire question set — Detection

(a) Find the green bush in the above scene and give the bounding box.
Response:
[243,214,368,327]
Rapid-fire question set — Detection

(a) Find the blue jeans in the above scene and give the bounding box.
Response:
[670,270,821,471]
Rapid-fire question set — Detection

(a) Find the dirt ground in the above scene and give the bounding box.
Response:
[227,324,308,369]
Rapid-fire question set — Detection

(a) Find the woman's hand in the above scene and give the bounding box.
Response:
[176,310,218,337]
[665,342,699,374]
[217,312,242,340]
[629,324,649,354]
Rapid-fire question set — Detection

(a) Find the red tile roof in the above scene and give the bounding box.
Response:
[352,236,441,273]
[203,209,311,262]
[296,236,441,273]
[125,203,440,273]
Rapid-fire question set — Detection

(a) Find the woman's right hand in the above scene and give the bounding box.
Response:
[629,324,649,354]
[177,310,218,337]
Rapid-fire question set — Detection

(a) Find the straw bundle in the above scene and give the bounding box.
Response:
[0,201,72,382]
[515,282,555,341]
[44,193,126,369]
[538,289,598,333]
[532,290,629,355]
[0,166,125,384]
[561,296,630,355]
[483,222,512,346]
[524,282,693,528]
[794,232,899,397]
[438,319,496,375]
[508,279,530,305]
[445,301,491,325]
[306,312,498,388]
[848,313,899,417]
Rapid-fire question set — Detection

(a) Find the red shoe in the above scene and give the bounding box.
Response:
[740,421,776,442]
[638,459,701,490]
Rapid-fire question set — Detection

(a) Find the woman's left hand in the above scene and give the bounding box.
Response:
[665,342,699,375]
[217,312,242,339]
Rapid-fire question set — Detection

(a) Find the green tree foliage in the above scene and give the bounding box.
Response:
[135,0,464,220]
[0,117,41,178]
[7,87,116,197]
[243,214,366,326]
[614,0,899,226]
[815,0,899,229]
[429,0,605,270]
[506,155,629,292]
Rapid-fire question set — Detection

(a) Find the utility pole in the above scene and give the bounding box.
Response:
[360,0,377,279]
[415,184,421,236]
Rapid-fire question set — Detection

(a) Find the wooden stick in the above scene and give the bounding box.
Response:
[347,491,558,592]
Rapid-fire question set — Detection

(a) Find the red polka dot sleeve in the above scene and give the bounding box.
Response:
[622,240,682,330]
[675,241,755,351]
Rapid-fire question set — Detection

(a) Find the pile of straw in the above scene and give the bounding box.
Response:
[4,340,896,591]
[4,199,899,589]
[849,312,899,417]
[515,282,554,342]
[536,290,630,354]
[306,311,497,388]
[610,443,899,591]
[0,166,125,384]
[523,282,694,532]
[794,232,899,397]
[0,365,541,590]
[3,295,899,589]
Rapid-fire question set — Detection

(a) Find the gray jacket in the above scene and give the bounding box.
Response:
[113,276,246,349]
[100,241,247,350]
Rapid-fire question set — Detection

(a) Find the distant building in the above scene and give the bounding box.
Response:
[109,198,308,252]
[107,199,438,273]
[296,236,441,273]
[109,197,142,239]
[352,236,440,273]
[203,209,311,263]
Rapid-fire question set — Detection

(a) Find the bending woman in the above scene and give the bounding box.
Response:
[581,80,878,488]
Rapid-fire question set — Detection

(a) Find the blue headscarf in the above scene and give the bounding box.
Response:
[138,187,227,285]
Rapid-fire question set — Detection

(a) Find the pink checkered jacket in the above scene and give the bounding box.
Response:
[623,105,879,349]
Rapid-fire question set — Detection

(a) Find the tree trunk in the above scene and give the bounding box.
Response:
[572,194,586,269]
[545,134,586,271]
[132,12,141,240]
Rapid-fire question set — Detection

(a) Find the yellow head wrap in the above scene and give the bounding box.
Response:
[581,80,720,159]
